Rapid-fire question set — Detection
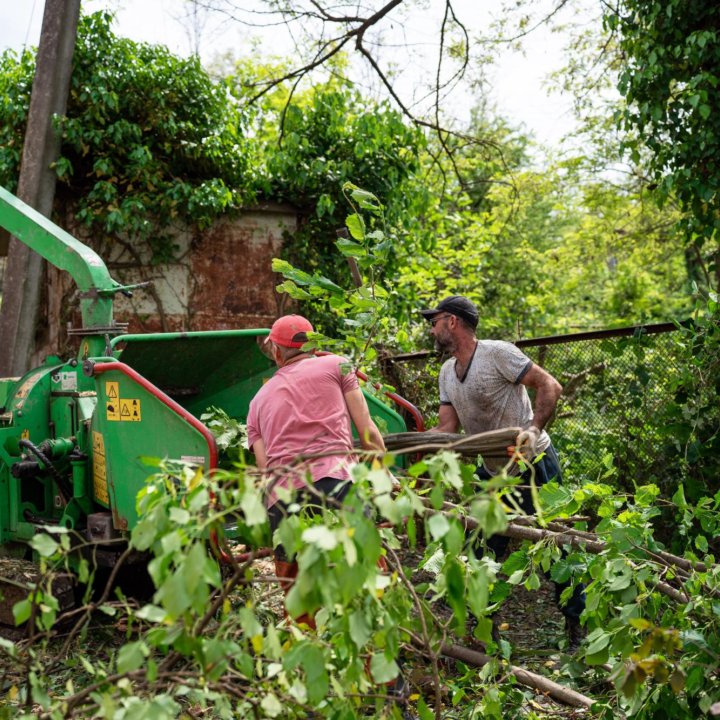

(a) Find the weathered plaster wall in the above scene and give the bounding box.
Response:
[32,205,297,363]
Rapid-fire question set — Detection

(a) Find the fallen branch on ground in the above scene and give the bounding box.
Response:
[432,503,692,604]
[407,632,595,709]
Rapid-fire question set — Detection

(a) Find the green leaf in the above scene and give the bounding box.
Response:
[585,645,610,666]
[301,645,329,705]
[445,559,466,627]
[417,697,435,720]
[132,516,158,551]
[349,610,371,648]
[467,565,489,618]
[470,495,508,536]
[473,616,494,644]
[585,629,611,655]
[346,185,383,212]
[275,279,312,299]
[369,653,399,684]
[30,534,59,558]
[346,213,365,240]
[524,572,541,591]
[302,525,338,551]
[169,507,190,525]
[154,569,192,618]
[12,598,31,626]
[336,237,367,258]
[669,668,685,693]
[136,604,167,623]
[117,640,149,674]
[241,489,267,526]
[427,513,450,540]
[260,694,283,718]
[634,484,660,507]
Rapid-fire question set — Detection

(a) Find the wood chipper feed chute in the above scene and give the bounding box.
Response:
[109,331,277,422]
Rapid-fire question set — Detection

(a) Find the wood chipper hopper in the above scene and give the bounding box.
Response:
[0,186,415,615]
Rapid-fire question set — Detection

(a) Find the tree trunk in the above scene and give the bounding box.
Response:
[0,0,81,376]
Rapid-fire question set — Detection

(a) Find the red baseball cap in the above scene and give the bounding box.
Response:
[267,314,314,348]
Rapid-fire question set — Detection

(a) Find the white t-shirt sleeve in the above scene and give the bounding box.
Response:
[438,360,454,404]
[492,341,533,384]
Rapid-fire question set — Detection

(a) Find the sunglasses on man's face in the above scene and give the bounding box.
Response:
[430,314,452,327]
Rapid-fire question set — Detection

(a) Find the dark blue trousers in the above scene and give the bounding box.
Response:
[476,444,585,621]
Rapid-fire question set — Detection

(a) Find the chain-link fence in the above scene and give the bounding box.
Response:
[516,323,683,484]
[383,322,684,484]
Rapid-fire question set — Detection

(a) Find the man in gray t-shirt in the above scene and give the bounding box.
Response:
[422,295,585,648]
[438,339,552,473]
[423,295,561,467]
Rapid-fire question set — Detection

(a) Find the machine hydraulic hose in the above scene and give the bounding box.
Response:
[14,438,75,500]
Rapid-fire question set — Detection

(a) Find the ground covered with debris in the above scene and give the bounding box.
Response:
[1,544,608,719]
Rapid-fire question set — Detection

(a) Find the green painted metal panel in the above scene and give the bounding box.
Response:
[0,185,119,329]
[112,331,408,434]
[91,368,215,531]
[363,392,407,436]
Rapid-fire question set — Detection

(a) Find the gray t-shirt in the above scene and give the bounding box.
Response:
[439,340,551,469]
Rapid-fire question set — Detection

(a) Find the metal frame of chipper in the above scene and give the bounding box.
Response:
[0,186,420,619]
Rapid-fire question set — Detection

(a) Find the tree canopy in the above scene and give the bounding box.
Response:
[609,0,720,277]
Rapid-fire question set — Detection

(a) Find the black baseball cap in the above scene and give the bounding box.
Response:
[421,295,479,328]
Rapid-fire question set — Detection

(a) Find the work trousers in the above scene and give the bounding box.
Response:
[476,444,586,621]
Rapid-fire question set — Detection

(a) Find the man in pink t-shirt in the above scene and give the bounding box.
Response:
[246,314,385,624]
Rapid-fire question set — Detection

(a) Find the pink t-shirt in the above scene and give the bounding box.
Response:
[246,353,360,507]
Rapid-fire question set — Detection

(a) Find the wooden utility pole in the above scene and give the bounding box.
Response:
[0,0,81,376]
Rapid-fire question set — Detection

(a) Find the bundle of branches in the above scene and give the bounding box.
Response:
[378,427,522,459]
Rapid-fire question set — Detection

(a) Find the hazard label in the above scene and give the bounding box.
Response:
[119,398,141,422]
[104,379,141,422]
[92,431,109,505]
[106,401,120,421]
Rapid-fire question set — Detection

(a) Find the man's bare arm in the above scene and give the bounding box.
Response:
[252,437,268,470]
[432,403,461,433]
[344,388,386,452]
[519,364,563,431]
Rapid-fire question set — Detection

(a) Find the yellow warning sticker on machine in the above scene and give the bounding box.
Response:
[104,381,141,421]
[119,399,141,421]
[92,431,109,505]
[106,401,120,421]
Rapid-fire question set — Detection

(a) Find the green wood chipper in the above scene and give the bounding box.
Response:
[0,185,421,626]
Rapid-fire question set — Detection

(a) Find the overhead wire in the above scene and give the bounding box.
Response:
[23,0,40,51]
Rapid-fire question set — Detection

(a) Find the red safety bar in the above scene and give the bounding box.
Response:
[354,367,425,432]
[92,361,219,469]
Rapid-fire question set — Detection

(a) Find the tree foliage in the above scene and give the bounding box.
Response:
[0,11,257,262]
[608,0,720,285]
[261,86,426,298]
[2,417,719,718]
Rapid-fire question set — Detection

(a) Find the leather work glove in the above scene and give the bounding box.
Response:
[514,425,540,462]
